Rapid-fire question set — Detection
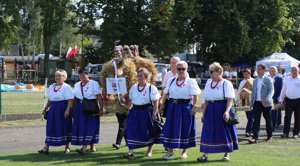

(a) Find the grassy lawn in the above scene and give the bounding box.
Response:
[0,139,300,166]
[2,91,45,114]
[1,91,204,114]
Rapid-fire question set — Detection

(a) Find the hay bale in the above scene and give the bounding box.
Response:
[131,57,158,85]
[100,58,137,113]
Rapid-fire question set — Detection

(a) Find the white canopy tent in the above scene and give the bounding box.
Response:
[256,53,300,69]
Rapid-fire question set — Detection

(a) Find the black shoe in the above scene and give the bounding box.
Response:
[76,149,86,155]
[38,148,49,155]
[197,155,208,162]
[112,144,120,150]
[281,134,289,138]
[248,139,258,144]
[123,153,134,160]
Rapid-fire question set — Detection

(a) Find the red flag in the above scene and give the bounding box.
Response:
[66,47,74,59]
[73,46,79,58]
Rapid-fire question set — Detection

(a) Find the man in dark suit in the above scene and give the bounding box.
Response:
[248,64,274,144]
[269,66,283,130]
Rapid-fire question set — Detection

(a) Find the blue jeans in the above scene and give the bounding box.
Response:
[245,111,254,133]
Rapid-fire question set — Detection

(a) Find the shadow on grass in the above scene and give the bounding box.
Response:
[0,146,232,165]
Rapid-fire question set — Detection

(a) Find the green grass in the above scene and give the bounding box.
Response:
[0,139,300,166]
[2,91,45,114]
[1,90,204,115]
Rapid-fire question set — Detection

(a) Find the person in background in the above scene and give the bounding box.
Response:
[161,56,180,89]
[160,61,201,160]
[160,56,181,117]
[223,66,230,79]
[188,66,197,78]
[39,69,74,155]
[198,62,238,162]
[279,66,300,138]
[237,69,254,137]
[161,64,167,82]
[269,66,283,130]
[248,64,274,144]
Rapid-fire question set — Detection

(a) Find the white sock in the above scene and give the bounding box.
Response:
[129,149,134,154]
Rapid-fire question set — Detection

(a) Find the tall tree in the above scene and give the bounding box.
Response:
[35,0,69,78]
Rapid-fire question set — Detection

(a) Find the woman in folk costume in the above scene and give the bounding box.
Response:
[72,68,103,155]
[160,61,201,160]
[123,67,160,160]
[198,62,239,162]
[39,69,74,155]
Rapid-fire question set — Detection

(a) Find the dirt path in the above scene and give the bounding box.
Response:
[0,116,284,153]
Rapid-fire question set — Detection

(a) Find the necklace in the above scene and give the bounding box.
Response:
[137,83,146,92]
[210,80,220,89]
[53,84,63,92]
[176,78,186,87]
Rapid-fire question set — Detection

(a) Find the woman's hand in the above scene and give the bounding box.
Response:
[94,108,104,117]
[64,110,70,118]
[42,108,47,116]
[190,106,197,116]
[201,116,204,123]
[159,104,165,113]
[223,111,230,122]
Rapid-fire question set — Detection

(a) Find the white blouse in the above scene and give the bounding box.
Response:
[129,84,160,105]
[203,79,235,101]
[48,83,74,101]
[74,80,101,99]
[164,78,201,99]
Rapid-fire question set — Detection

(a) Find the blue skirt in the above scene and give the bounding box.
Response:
[200,100,239,153]
[126,106,155,149]
[71,102,100,145]
[45,100,72,146]
[160,102,196,149]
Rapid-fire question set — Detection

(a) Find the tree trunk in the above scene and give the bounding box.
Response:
[43,35,51,79]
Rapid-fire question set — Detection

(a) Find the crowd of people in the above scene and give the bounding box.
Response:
[237,64,300,144]
[38,55,300,163]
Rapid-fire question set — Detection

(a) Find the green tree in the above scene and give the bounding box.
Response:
[35,0,69,78]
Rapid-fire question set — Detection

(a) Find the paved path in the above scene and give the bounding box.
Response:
[0,115,286,153]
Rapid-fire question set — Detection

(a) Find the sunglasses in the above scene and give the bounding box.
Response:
[177,68,186,71]
[210,70,215,74]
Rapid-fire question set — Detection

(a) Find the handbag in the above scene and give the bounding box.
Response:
[153,113,164,138]
[162,78,176,117]
[223,81,239,125]
[148,85,164,137]
[81,83,99,114]
[43,111,48,120]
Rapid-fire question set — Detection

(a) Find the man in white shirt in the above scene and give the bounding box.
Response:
[161,57,180,89]
[237,69,254,137]
[160,56,180,118]
[279,66,300,138]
